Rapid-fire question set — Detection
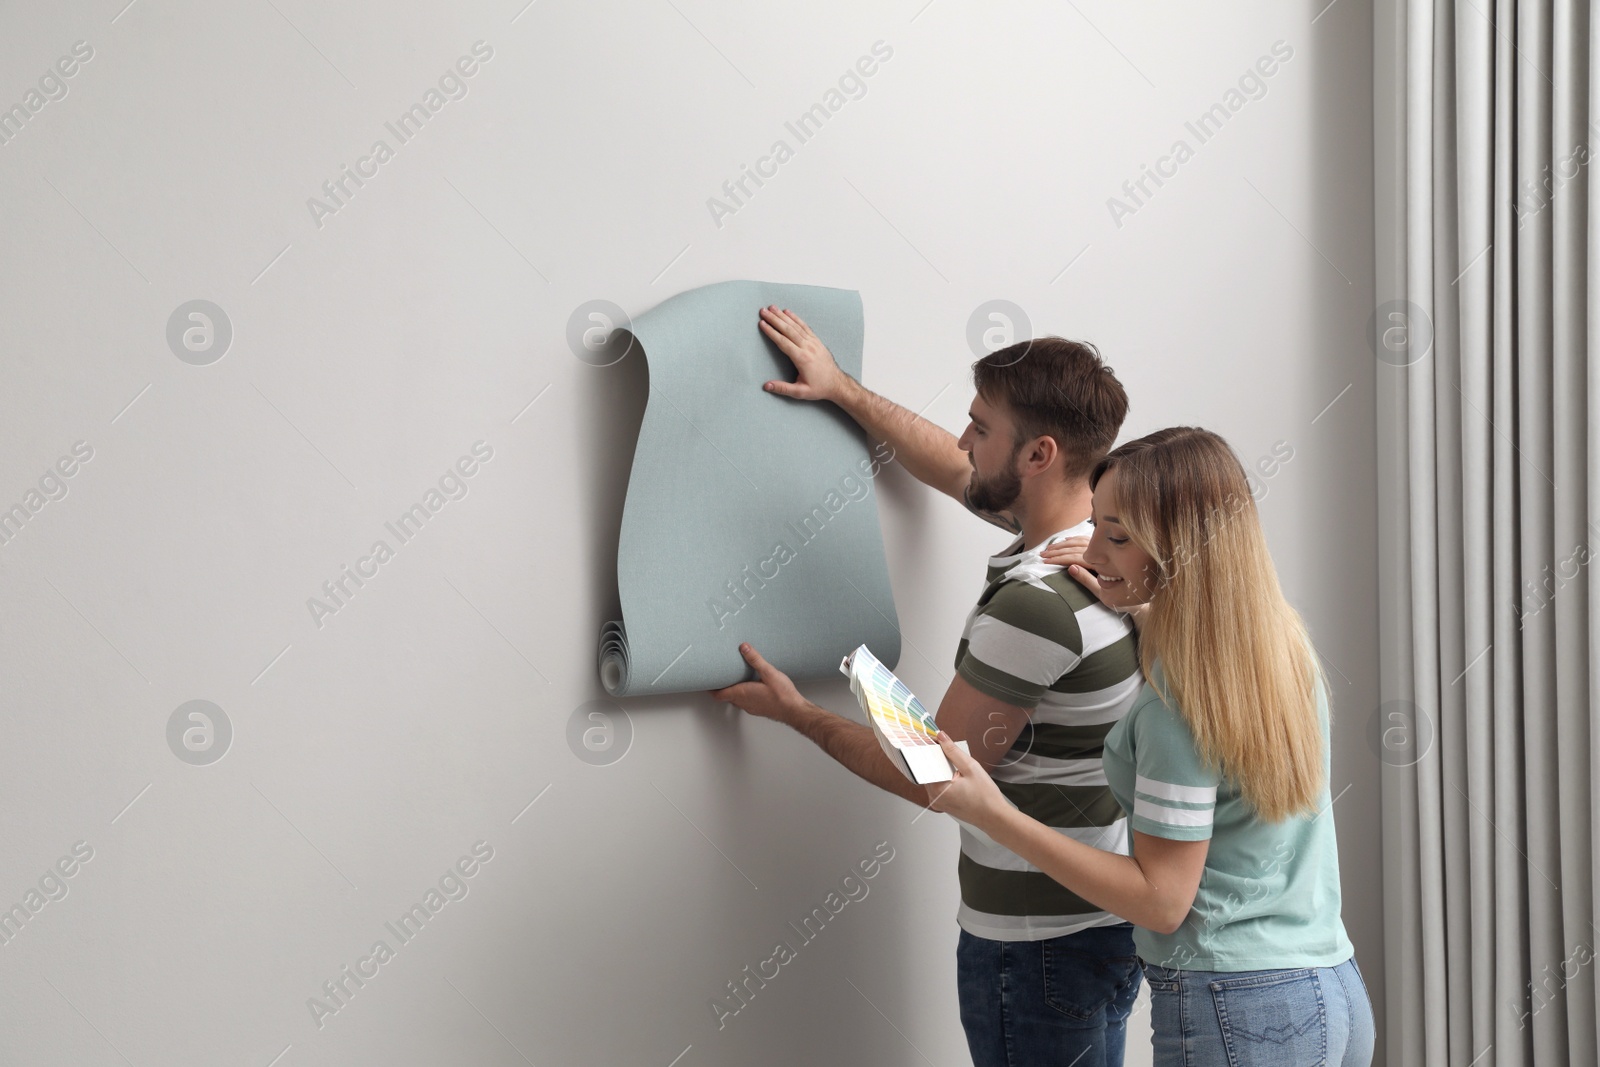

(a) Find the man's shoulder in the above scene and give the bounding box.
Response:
[1037,566,1110,613]
[986,565,1132,633]
[974,568,1133,665]
[974,571,1087,655]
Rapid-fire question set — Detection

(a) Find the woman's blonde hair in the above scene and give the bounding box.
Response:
[1091,426,1325,821]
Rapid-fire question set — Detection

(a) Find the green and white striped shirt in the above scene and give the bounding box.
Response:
[952,517,1144,941]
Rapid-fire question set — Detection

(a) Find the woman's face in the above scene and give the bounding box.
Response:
[1082,468,1162,607]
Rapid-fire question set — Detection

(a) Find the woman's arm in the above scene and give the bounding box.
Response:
[927,732,1207,934]
[987,808,1207,934]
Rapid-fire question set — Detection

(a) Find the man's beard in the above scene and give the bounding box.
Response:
[967,445,1023,513]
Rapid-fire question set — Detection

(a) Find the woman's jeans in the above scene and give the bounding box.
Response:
[1141,955,1375,1067]
[957,921,1143,1067]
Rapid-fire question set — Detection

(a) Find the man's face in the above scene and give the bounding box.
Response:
[957,393,1024,513]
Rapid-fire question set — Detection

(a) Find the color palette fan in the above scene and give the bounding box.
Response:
[839,644,967,784]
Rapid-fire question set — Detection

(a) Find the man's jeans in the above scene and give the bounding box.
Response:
[957,921,1143,1067]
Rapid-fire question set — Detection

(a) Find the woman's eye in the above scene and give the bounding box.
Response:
[1108,536,1129,546]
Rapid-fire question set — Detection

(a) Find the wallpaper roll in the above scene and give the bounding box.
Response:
[598,280,902,697]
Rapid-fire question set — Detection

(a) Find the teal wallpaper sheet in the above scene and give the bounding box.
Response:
[598,279,903,697]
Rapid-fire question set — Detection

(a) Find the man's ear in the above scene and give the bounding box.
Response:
[1025,434,1062,476]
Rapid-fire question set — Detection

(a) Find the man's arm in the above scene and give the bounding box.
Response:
[837,370,1022,537]
[769,673,1033,808]
[771,700,929,808]
[756,306,1019,532]
[836,377,1021,536]
[830,373,969,499]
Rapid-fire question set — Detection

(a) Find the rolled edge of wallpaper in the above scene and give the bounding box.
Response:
[598,278,902,698]
[598,620,630,695]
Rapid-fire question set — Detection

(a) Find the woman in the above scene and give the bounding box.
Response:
[926,426,1374,1067]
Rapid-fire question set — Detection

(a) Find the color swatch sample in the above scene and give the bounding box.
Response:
[597,280,902,697]
[840,643,964,784]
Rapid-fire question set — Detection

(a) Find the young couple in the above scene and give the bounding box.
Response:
[711,306,1375,1067]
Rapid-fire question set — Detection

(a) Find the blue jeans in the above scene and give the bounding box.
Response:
[957,922,1143,1067]
[1141,955,1375,1067]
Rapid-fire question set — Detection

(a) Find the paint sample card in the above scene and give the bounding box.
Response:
[839,644,966,784]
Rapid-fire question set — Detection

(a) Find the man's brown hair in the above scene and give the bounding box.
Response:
[970,337,1129,481]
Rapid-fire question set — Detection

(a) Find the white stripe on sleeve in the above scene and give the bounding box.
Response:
[1136,774,1217,805]
[1134,796,1214,827]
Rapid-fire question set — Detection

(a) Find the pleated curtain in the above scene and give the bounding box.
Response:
[1375,1,1599,1065]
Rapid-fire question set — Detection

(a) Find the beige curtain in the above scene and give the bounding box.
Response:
[1374,0,1599,1065]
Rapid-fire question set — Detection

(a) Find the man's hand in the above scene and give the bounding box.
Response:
[924,731,1009,830]
[757,306,850,403]
[710,642,806,722]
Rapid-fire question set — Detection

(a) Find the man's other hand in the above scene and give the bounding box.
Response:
[710,642,806,722]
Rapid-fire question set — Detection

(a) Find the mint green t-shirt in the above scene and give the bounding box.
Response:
[1101,661,1355,971]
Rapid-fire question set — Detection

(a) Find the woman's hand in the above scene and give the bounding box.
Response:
[1040,537,1118,608]
[1041,537,1149,629]
[1039,535,1090,571]
[757,306,849,403]
[924,731,1010,830]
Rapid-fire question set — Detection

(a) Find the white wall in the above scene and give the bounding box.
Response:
[0,1,1379,1065]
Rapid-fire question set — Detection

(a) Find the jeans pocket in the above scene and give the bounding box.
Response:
[1210,968,1327,1066]
[1141,962,1180,994]
[1041,941,1142,1022]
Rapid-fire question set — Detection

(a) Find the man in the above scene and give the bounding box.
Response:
[712,306,1145,1067]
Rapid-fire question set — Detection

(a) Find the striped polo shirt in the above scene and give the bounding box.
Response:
[952,518,1144,941]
